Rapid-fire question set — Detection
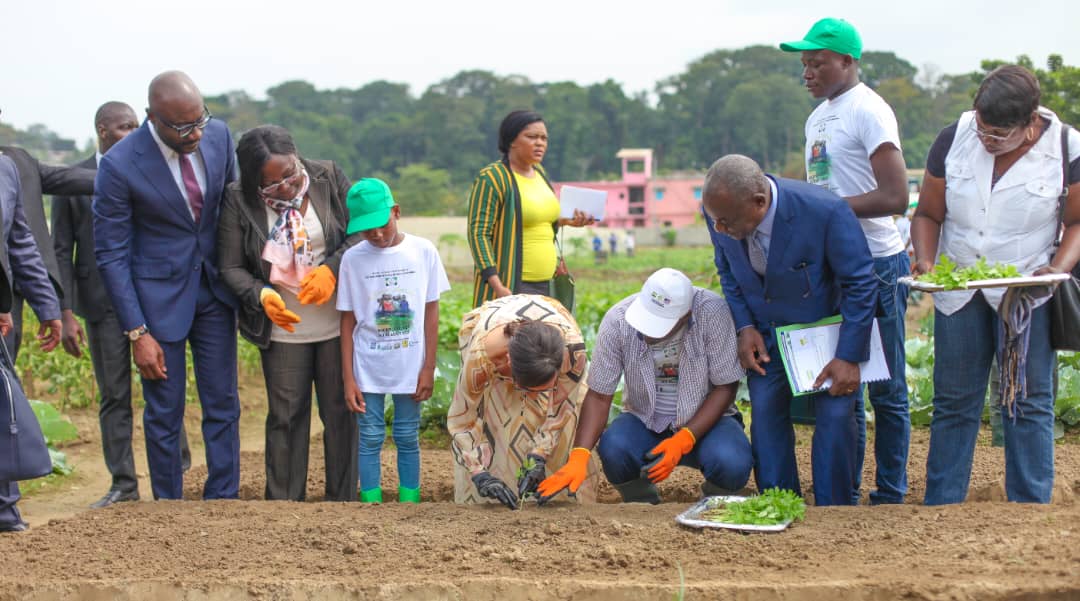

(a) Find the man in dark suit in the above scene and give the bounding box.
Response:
[0,136,95,359]
[703,154,877,506]
[0,153,63,532]
[93,72,240,500]
[53,101,190,508]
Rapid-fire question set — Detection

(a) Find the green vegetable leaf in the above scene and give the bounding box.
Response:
[702,488,806,525]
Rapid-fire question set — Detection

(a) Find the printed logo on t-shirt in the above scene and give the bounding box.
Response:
[808,138,831,187]
[365,266,419,352]
[654,343,680,396]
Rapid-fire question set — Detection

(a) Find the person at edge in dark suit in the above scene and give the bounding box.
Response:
[0,110,96,360]
[53,102,191,509]
[702,154,877,506]
[93,71,240,500]
[0,152,64,532]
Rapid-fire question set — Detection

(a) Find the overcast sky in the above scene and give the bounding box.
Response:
[3,0,1075,144]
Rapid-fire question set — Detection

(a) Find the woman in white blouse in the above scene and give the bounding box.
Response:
[911,65,1080,504]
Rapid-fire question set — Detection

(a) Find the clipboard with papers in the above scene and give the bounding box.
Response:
[774,315,890,396]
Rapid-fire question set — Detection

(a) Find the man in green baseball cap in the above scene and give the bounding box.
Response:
[346,177,397,235]
[781,18,912,507]
[780,17,862,60]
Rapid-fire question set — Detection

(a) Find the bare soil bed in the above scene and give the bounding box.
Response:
[3,424,1080,600]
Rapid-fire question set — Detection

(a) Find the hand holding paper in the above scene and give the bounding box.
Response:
[812,358,861,396]
[559,186,606,222]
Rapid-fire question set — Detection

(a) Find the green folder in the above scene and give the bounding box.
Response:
[775,315,844,397]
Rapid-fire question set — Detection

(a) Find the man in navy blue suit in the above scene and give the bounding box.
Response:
[702,154,876,506]
[93,71,240,500]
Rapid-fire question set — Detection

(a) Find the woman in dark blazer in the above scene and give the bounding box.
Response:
[218,125,360,501]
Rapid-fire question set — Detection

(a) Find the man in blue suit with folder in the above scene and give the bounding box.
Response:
[93,71,240,500]
[702,154,876,506]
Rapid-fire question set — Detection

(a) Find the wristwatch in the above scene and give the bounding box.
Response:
[126,325,149,342]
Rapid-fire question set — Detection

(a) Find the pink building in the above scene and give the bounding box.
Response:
[553,148,704,228]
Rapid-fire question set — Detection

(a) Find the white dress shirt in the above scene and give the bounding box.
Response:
[148,121,207,221]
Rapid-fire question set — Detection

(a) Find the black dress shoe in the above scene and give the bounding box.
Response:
[90,489,140,509]
[0,521,28,533]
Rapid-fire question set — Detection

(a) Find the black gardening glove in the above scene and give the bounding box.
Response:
[472,471,519,510]
[516,454,546,498]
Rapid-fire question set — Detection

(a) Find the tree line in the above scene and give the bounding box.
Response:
[4,47,1077,216]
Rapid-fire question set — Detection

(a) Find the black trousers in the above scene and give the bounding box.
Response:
[260,337,357,501]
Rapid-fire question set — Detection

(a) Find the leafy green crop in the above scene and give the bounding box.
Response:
[918,256,1021,290]
[702,488,806,525]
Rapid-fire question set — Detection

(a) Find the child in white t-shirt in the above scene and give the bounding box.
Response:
[337,178,450,503]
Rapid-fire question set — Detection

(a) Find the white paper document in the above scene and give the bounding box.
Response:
[558,186,607,221]
[778,318,891,396]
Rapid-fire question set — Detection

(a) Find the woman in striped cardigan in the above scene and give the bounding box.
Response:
[466,110,594,307]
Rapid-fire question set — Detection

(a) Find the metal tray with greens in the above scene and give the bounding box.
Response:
[675,489,805,533]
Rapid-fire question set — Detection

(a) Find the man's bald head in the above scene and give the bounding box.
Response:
[148,71,202,113]
[146,71,207,154]
[701,154,770,240]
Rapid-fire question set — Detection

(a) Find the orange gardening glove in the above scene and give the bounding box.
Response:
[297,265,336,305]
[643,428,696,484]
[536,447,591,503]
[260,287,301,332]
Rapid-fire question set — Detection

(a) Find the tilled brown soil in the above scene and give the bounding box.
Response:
[1,497,1079,600]
[3,428,1080,599]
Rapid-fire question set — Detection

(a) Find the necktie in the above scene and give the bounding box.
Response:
[179,153,204,223]
[748,232,767,276]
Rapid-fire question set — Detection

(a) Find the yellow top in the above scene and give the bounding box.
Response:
[514,171,560,282]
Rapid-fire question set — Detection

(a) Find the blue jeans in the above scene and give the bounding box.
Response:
[853,251,911,504]
[597,412,753,491]
[924,295,1055,504]
[357,393,421,492]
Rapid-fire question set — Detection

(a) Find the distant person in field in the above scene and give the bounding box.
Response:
[337,179,450,503]
[449,294,599,509]
[53,101,192,509]
[538,268,752,505]
[93,71,240,500]
[781,17,912,505]
[912,65,1080,504]
[0,147,65,533]
[625,230,635,257]
[217,125,361,502]
[466,110,594,308]
[703,154,876,506]
[608,231,617,255]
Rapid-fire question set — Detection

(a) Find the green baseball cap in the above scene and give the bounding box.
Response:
[346,178,396,234]
[780,18,863,60]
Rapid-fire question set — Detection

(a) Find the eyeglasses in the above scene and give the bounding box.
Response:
[259,159,304,197]
[969,118,1020,142]
[154,105,212,138]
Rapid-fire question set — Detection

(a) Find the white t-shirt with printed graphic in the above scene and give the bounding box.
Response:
[336,233,451,394]
[648,324,686,431]
[804,82,905,258]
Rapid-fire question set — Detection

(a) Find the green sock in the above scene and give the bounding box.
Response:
[398,486,420,504]
[359,488,383,503]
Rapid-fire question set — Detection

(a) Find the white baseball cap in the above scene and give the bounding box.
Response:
[624,268,693,338]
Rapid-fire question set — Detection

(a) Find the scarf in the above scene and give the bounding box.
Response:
[260,169,313,295]
[996,285,1053,419]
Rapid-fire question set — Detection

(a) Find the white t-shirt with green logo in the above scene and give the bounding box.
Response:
[337,233,450,394]
[804,82,905,258]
